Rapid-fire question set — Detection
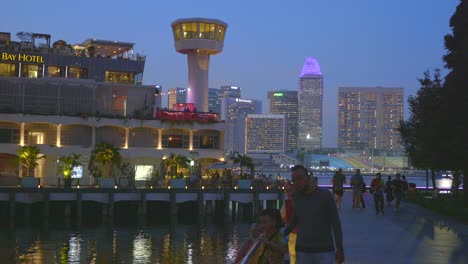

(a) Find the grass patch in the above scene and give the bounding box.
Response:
[408,192,467,223]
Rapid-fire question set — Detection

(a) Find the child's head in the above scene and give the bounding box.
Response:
[259,208,283,233]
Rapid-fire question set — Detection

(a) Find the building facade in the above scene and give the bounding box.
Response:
[338,87,404,151]
[245,114,285,154]
[0,32,224,186]
[298,57,323,151]
[208,87,221,113]
[167,87,187,110]
[268,90,298,152]
[221,97,262,154]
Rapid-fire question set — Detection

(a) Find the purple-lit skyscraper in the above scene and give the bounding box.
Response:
[298,57,323,150]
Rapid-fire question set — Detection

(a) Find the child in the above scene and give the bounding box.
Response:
[235,208,288,264]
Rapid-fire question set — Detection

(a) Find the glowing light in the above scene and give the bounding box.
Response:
[250,186,253,190]
[77,185,80,189]
[37,185,41,189]
[266,186,269,190]
[168,186,171,189]
[234,186,238,190]
[185,186,188,189]
[300,57,322,77]
[151,186,154,189]
[202,186,205,189]
[114,185,118,189]
[273,93,283,97]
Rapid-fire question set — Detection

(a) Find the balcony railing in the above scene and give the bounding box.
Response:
[154,110,221,123]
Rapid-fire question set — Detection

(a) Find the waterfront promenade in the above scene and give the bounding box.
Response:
[340,192,467,264]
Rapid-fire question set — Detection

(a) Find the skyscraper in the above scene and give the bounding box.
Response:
[268,90,298,152]
[221,97,262,154]
[167,87,187,109]
[220,85,241,98]
[245,114,286,154]
[298,57,323,151]
[208,87,221,113]
[338,87,404,151]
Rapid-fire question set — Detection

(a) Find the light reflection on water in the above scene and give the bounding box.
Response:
[2,224,250,264]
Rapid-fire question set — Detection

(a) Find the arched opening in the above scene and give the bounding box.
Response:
[161,128,190,149]
[61,124,92,147]
[193,129,221,150]
[129,127,158,148]
[96,126,125,148]
[24,123,57,145]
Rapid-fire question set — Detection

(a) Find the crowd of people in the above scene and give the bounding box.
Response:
[331,168,410,215]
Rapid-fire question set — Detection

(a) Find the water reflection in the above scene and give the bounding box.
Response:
[4,224,251,263]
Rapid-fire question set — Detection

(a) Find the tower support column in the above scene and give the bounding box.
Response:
[187,53,210,112]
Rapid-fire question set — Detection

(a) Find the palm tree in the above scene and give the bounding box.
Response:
[17,146,45,177]
[230,152,254,176]
[166,153,190,177]
[58,154,82,179]
[91,142,121,178]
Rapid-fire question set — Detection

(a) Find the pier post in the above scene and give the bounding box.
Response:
[138,191,147,226]
[76,191,82,227]
[170,190,178,224]
[231,201,237,220]
[278,191,285,209]
[9,192,15,229]
[108,192,114,225]
[224,190,231,220]
[237,202,244,221]
[252,191,259,219]
[198,190,204,224]
[42,192,49,227]
[24,203,31,226]
[64,202,71,228]
[205,200,213,216]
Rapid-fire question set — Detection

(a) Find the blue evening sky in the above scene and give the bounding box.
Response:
[2,0,457,147]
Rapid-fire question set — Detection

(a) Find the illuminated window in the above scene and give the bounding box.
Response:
[68,67,88,79]
[0,63,17,77]
[105,71,135,84]
[22,64,42,78]
[47,66,65,77]
[182,23,197,39]
[199,23,216,40]
[135,165,153,181]
[172,24,181,41]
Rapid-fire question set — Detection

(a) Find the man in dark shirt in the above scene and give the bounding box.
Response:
[283,165,344,264]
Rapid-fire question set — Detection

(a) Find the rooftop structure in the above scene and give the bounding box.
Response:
[171,18,228,112]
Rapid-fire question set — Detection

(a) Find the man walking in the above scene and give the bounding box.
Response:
[370,173,385,215]
[332,168,346,209]
[283,165,344,264]
[392,173,404,211]
[350,169,364,209]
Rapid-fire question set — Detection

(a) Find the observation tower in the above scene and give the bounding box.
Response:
[171,18,228,112]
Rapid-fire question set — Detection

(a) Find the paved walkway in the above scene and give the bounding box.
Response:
[338,191,468,264]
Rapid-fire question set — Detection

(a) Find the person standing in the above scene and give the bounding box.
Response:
[370,173,385,215]
[392,173,404,211]
[332,168,346,209]
[350,169,364,209]
[401,175,409,204]
[385,176,394,208]
[283,165,344,264]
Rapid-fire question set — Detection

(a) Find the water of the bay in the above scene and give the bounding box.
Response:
[0,224,252,263]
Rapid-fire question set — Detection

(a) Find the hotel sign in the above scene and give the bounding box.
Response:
[1,52,44,63]
[273,92,283,97]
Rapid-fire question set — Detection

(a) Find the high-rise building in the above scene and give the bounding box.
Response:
[268,90,298,152]
[298,57,323,151]
[171,18,228,112]
[208,88,221,113]
[245,114,286,154]
[167,87,187,109]
[220,85,241,98]
[221,97,262,154]
[338,87,404,151]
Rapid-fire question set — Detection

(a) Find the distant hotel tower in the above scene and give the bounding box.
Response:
[171,18,228,111]
[338,87,404,151]
[268,90,298,152]
[298,57,323,151]
[245,114,286,154]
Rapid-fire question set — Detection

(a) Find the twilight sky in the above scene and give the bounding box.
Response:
[2,0,457,147]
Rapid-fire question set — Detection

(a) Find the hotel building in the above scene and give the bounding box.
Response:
[338,87,404,151]
[245,114,286,154]
[0,32,224,186]
[298,57,323,151]
[268,90,298,152]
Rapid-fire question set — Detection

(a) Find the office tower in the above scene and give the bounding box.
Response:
[167,87,187,110]
[268,90,298,152]
[220,85,241,98]
[208,87,221,113]
[171,18,228,112]
[245,114,286,154]
[221,97,262,154]
[338,87,404,150]
[298,57,323,151]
